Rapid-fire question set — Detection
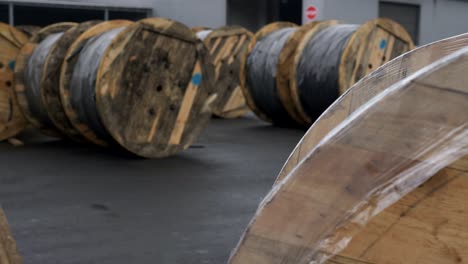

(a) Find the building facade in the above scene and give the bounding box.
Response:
[1,0,468,45]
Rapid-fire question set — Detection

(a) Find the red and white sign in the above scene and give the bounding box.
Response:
[306,6,318,21]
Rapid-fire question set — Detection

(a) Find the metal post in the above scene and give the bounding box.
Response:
[8,3,14,26]
[104,8,109,21]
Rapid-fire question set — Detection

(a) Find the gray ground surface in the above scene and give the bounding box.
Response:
[0,116,304,264]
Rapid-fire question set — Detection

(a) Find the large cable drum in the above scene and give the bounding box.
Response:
[0,22,29,141]
[15,21,103,141]
[15,22,78,136]
[243,19,414,126]
[59,18,216,158]
[195,26,254,119]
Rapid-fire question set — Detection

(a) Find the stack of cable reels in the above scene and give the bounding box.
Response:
[194,26,254,119]
[243,19,414,127]
[59,18,216,158]
[0,22,29,142]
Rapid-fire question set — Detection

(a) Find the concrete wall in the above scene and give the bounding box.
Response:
[153,0,226,28]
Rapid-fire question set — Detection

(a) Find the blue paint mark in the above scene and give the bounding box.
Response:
[192,73,202,86]
[8,60,15,71]
[380,39,387,49]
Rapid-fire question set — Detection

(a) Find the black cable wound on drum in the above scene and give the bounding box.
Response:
[69,27,126,143]
[296,24,359,121]
[247,27,297,125]
[24,32,64,127]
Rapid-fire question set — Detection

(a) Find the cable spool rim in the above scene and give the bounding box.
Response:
[95,17,216,158]
[338,18,415,95]
[202,26,254,119]
[284,20,341,125]
[192,27,211,33]
[14,22,77,137]
[60,20,134,147]
[241,22,298,123]
[41,20,102,142]
[0,22,29,141]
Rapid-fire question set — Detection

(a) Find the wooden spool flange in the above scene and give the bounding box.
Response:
[0,22,29,141]
[230,33,468,264]
[16,25,41,38]
[197,26,254,119]
[14,22,77,137]
[240,22,298,124]
[61,18,216,158]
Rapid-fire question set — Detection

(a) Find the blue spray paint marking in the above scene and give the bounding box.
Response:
[8,60,15,71]
[192,73,202,86]
[380,39,387,50]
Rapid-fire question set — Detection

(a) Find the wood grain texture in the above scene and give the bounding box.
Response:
[230,35,468,264]
[199,26,254,119]
[0,22,29,141]
[0,209,22,264]
[240,22,298,124]
[94,18,216,158]
[14,22,77,137]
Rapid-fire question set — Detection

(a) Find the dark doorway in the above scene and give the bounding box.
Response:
[109,10,148,21]
[0,4,8,24]
[14,5,104,26]
[379,2,421,44]
[279,0,302,25]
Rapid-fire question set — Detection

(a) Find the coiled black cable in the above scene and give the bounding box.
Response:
[247,27,297,125]
[296,24,359,121]
[25,32,64,127]
[69,27,126,142]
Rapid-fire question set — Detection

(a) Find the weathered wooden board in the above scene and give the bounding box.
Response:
[0,22,29,141]
[229,35,468,264]
[0,208,22,264]
[14,22,77,137]
[199,26,254,119]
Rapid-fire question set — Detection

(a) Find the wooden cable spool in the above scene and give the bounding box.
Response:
[243,19,413,126]
[15,22,78,137]
[0,22,29,141]
[0,208,21,264]
[195,26,254,119]
[16,25,41,38]
[240,22,299,125]
[229,34,468,264]
[60,18,216,158]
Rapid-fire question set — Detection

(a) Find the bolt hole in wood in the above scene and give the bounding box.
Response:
[368,64,373,69]
[0,62,3,69]
[5,80,12,87]
[169,104,177,111]
[148,108,156,116]
[382,56,387,61]
[156,85,163,92]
